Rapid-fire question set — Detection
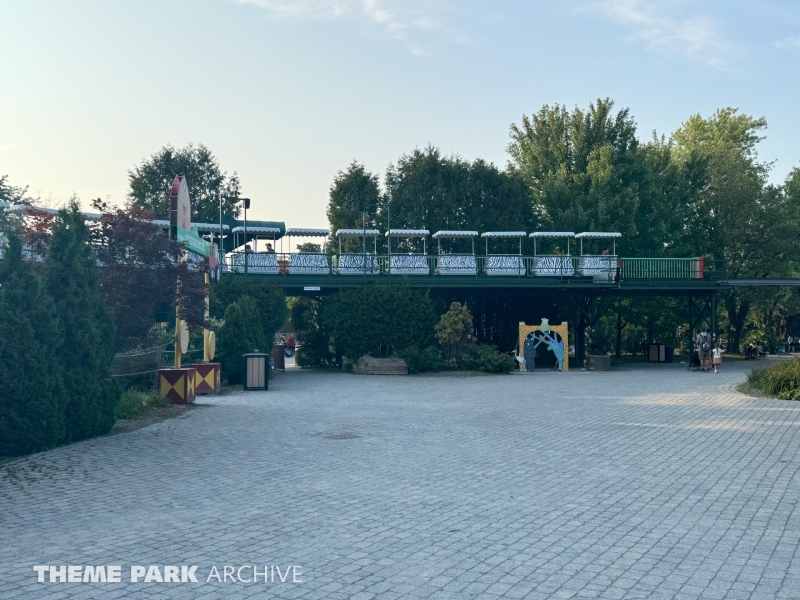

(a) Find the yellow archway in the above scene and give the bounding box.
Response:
[518,320,569,372]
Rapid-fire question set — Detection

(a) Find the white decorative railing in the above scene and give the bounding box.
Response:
[389,254,429,275]
[336,253,380,274]
[227,252,280,274]
[484,256,525,276]
[530,255,574,277]
[288,253,330,274]
[576,255,617,276]
[436,255,477,275]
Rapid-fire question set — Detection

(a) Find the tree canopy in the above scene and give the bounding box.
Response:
[128,143,242,223]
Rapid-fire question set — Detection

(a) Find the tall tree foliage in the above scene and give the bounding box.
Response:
[44,203,119,442]
[128,143,242,223]
[0,234,65,455]
[383,146,535,247]
[672,108,800,350]
[508,99,648,253]
[327,162,381,252]
[92,201,208,349]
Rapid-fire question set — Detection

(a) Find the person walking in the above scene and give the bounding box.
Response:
[696,328,712,372]
[712,342,723,373]
[286,334,296,357]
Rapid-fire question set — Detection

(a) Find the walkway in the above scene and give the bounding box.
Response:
[2,362,800,599]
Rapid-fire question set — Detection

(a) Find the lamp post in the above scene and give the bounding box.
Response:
[223,195,251,272]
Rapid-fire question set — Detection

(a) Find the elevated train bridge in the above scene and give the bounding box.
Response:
[219,248,800,363]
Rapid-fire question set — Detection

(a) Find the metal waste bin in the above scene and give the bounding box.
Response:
[272,344,286,371]
[244,353,269,390]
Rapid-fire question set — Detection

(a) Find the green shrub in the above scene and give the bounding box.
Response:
[435,302,473,360]
[457,343,515,373]
[747,358,800,399]
[399,346,445,373]
[320,286,436,360]
[475,345,516,373]
[114,390,169,420]
[217,295,267,384]
[212,279,286,342]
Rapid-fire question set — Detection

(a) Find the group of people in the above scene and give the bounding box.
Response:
[694,328,723,373]
[280,334,296,357]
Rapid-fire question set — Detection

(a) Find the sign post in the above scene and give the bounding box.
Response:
[158,176,221,401]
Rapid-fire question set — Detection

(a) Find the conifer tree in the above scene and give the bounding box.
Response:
[0,234,65,455]
[218,295,266,384]
[44,203,118,442]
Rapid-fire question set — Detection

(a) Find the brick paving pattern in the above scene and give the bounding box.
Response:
[2,361,800,598]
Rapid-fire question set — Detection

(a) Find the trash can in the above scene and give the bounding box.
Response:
[272,344,285,371]
[665,346,674,363]
[244,353,269,391]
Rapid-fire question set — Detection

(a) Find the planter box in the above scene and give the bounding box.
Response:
[586,355,611,371]
[191,363,221,395]
[346,356,409,375]
[158,368,197,404]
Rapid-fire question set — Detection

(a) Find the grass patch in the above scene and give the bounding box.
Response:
[744,358,800,400]
[114,389,171,420]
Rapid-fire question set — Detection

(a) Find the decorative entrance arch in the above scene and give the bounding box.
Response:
[518,319,569,372]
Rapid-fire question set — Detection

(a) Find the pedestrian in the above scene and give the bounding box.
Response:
[286,333,296,357]
[712,342,723,373]
[696,328,712,372]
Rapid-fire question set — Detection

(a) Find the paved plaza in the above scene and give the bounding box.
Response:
[2,361,800,599]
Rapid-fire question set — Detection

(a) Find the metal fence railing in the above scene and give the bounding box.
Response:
[219,252,724,281]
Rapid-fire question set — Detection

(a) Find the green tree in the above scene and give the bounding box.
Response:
[289,297,332,367]
[212,279,287,344]
[508,99,645,252]
[217,295,267,384]
[435,302,474,361]
[327,162,381,252]
[44,203,118,442]
[128,143,242,223]
[383,146,535,250]
[672,108,800,351]
[0,234,66,456]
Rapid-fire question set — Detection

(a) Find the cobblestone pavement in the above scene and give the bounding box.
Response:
[2,361,800,599]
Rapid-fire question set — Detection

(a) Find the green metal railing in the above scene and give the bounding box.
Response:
[621,258,701,279]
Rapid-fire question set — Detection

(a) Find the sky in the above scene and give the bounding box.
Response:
[1,0,799,228]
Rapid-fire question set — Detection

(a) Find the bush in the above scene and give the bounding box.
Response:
[212,279,286,343]
[320,286,436,360]
[399,346,445,373]
[435,302,473,361]
[747,358,800,400]
[217,295,267,384]
[114,389,169,420]
[0,234,66,456]
[458,343,515,373]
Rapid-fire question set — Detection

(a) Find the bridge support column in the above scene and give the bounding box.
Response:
[689,297,694,357]
[711,292,717,345]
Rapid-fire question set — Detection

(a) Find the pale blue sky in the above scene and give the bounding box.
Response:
[1,0,799,227]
